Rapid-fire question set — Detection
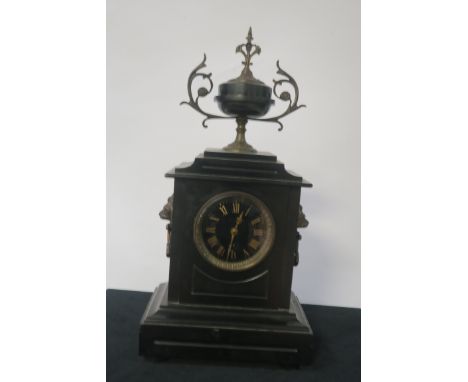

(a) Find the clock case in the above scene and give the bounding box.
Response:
[139,149,314,366]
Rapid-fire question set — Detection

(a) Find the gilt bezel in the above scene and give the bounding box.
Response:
[193,191,275,272]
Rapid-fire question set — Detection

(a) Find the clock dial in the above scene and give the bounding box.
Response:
[193,191,275,272]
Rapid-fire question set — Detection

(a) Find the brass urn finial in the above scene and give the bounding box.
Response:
[180,28,306,154]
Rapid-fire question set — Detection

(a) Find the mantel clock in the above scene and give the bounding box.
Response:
[139,28,314,366]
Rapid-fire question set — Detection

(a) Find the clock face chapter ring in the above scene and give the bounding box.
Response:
[193,191,275,272]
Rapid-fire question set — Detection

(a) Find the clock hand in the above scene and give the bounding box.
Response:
[227,211,244,259]
[227,235,235,259]
[234,211,244,229]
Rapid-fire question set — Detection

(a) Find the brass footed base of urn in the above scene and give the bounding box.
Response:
[223,117,257,154]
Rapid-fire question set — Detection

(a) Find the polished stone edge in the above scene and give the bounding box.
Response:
[139,283,314,366]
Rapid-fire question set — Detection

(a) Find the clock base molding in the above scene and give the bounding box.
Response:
[139,283,314,366]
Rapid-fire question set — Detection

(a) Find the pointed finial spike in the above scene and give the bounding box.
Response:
[247,27,253,43]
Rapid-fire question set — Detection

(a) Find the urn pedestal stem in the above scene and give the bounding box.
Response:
[223,117,257,153]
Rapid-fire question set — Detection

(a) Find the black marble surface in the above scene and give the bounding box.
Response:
[107,289,360,382]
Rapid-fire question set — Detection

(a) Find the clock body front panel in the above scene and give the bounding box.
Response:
[168,177,301,310]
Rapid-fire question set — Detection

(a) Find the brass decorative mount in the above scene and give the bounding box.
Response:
[235,26,262,82]
[222,116,256,153]
[180,28,305,154]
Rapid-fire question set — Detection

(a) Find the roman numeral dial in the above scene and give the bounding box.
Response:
[193,191,275,272]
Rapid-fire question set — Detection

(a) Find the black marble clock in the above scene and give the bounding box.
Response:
[139,29,314,366]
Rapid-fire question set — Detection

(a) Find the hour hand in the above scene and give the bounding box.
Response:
[235,211,244,227]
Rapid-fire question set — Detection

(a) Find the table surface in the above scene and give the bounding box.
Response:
[107,289,360,382]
